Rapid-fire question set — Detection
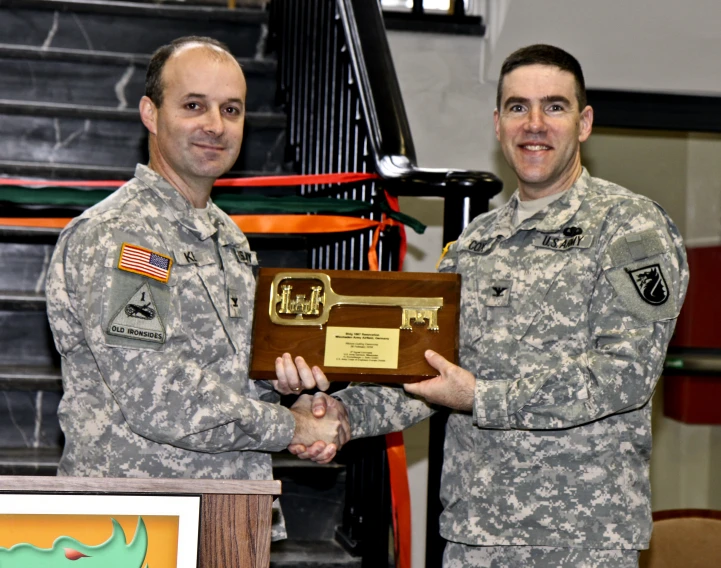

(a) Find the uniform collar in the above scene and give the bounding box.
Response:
[135,164,218,240]
[498,167,591,235]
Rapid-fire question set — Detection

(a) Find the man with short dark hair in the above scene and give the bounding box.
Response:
[296,44,689,566]
[46,36,345,539]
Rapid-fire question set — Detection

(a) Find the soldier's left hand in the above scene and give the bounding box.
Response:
[272,353,331,395]
[403,350,475,411]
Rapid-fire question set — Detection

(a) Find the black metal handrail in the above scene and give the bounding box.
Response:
[268,1,502,566]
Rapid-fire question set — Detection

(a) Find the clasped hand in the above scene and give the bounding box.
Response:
[289,393,350,464]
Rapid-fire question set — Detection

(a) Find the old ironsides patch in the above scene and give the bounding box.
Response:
[108,282,166,343]
[627,263,670,305]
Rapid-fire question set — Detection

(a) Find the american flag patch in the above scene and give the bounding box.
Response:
[117,243,173,283]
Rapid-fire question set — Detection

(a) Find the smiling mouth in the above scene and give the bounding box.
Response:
[519,144,551,151]
[194,143,225,151]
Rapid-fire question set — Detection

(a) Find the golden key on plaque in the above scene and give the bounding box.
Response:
[269,272,443,330]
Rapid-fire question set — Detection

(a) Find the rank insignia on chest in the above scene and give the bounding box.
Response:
[484,280,513,307]
[627,264,670,305]
[117,243,173,283]
[228,288,242,318]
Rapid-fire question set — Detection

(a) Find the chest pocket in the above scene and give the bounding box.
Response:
[481,251,582,351]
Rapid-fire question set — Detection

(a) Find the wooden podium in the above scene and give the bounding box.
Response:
[0,476,280,568]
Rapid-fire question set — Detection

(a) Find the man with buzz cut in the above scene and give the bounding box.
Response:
[293,44,689,566]
[45,36,347,539]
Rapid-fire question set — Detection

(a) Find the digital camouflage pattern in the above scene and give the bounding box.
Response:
[335,169,689,550]
[46,165,293,538]
[442,542,639,568]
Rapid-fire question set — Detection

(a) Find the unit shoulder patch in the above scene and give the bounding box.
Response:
[627,263,669,305]
[605,254,679,327]
[108,282,166,344]
[118,243,173,283]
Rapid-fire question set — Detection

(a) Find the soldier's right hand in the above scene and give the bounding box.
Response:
[272,353,331,395]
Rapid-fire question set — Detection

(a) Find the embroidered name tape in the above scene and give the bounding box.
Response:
[118,243,173,283]
[234,249,257,265]
[534,233,593,251]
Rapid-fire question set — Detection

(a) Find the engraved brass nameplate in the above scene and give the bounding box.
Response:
[324,326,400,369]
[250,268,461,383]
[270,271,444,330]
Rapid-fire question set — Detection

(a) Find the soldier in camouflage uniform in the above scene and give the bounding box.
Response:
[293,45,689,565]
[45,36,345,539]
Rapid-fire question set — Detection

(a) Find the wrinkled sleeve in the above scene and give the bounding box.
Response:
[473,203,689,430]
[334,383,435,439]
[47,221,295,453]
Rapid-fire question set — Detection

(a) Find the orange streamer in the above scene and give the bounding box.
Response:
[378,189,411,568]
[0,215,384,235]
[385,432,412,568]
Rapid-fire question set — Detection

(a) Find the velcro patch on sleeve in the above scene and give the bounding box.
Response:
[117,243,173,283]
[608,229,667,267]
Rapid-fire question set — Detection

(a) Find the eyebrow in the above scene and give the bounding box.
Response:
[503,95,572,108]
[183,94,245,105]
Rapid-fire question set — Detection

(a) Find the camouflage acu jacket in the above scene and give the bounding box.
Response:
[335,169,689,549]
[46,166,294,508]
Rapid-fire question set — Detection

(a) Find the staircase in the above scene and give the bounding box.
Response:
[0,0,364,566]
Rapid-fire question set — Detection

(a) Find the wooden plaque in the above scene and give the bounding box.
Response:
[249,268,460,383]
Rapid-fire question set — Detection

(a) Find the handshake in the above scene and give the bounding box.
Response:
[273,353,350,465]
[288,393,350,464]
[273,346,477,464]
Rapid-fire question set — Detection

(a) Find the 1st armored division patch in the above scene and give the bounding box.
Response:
[108,282,166,344]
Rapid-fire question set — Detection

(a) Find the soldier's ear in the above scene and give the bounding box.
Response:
[139,96,158,135]
[579,105,593,143]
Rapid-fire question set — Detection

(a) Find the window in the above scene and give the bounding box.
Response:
[381,0,480,16]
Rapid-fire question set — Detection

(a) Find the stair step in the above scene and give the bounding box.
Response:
[122,0,267,7]
[0,159,280,182]
[0,242,54,292]
[0,101,286,173]
[270,540,361,568]
[0,447,63,476]
[0,44,277,112]
[0,225,62,245]
[0,311,58,366]
[274,456,347,541]
[0,99,285,125]
[0,160,136,180]
[0,292,47,311]
[0,0,267,59]
[0,390,63,450]
[0,365,62,391]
